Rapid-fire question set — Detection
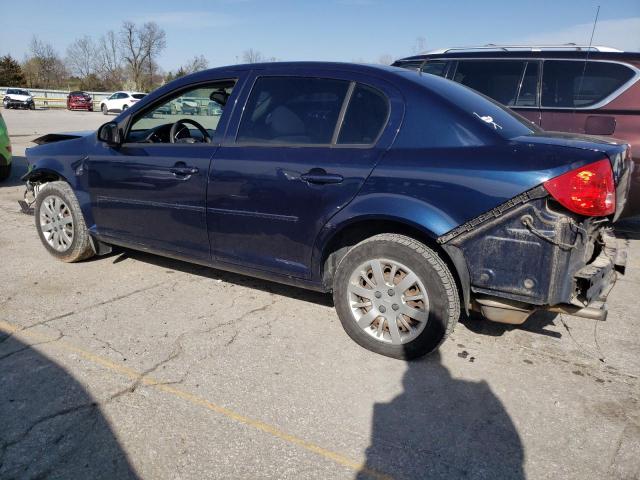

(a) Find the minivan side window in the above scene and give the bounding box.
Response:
[421,61,447,77]
[337,84,389,144]
[453,60,529,106]
[542,60,635,108]
[237,76,350,145]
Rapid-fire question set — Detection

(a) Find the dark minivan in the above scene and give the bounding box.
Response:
[393,45,640,211]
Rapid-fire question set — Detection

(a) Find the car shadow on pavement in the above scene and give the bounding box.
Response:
[113,248,335,307]
[357,351,524,480]
[0,335,139,479]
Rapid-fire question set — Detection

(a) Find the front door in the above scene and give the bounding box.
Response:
[207,72,402,278]
[88,79,240,260]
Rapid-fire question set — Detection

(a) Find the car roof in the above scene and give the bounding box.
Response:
[395,47,640,63]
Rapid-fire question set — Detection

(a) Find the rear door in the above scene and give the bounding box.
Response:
[449,59,542,126]
[207,70,403,278]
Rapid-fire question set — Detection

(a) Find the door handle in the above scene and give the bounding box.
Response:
[300,170,343,185]
[170,166,199,176]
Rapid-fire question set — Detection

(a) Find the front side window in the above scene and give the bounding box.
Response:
[237,76,350,145]
[126,80,236,143]
[453,60,528,106]
[542,60,635,108]
[337,84,389,144]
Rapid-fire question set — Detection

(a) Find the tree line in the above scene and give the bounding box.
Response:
[0,21,214,92]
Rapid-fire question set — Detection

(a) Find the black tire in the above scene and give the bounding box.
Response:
[0,163,10,181]
[29,102,35,110]
[101,104,108,115]
[333,233,460,360]
[122,104,128,111]
[34,181,95,263]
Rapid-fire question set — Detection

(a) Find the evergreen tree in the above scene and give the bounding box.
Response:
[0,55,26,86]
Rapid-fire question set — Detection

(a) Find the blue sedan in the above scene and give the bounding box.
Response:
[23,62,632,359]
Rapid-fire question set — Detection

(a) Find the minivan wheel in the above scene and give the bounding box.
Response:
[333,234,460,359]
[101,104,108,115]
[34,181,95,263]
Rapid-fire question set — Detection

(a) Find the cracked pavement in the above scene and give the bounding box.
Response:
[0,109,639,479]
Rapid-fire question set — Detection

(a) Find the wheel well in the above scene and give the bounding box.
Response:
[321,219,459,289]
[26,170,62,183]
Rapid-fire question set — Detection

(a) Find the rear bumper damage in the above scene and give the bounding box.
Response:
[439,189,627,324]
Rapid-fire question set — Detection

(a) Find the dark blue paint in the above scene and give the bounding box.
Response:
[24,62,631,293]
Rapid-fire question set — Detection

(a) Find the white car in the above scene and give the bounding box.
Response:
[3,88,35,109]
[100,91,146,115]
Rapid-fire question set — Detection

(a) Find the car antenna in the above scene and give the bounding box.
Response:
[576,5,600,110]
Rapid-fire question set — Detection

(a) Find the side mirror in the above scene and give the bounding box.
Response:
[97,122,121,146]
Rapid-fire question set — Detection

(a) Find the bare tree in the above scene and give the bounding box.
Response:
[96,30,123,89]
[242,48,264,64]
[66,36,97,78]
[27,36,67,88]
[183,54,209,74]
[377,54,394,65]
[119,21,147,90]
[141,22,166,90]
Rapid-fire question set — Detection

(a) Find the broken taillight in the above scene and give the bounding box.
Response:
[543,158,615,216]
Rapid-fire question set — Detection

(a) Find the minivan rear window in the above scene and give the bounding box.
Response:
[452,60,530,107]
[542,60,635,108]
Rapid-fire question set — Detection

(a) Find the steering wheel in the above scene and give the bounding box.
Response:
[169,119,211,144]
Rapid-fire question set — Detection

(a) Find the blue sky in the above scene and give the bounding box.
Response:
[1,0,638,71]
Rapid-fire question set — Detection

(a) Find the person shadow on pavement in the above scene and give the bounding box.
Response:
[0,335,139,479]
[357,351,524,480]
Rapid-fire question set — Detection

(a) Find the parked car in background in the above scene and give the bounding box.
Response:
[0,110,11,180]
[100,91,146,114]
[67,91,93,111]
[393,45,640,213]
[23,62,631,359]
[3,88,35,110]
[170,96,200,115]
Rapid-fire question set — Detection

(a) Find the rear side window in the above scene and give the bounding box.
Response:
[337,84,388,144]
[453,60,528,106]
[542,60,635,108]
[421,61,447,77]
[237,76,350,145]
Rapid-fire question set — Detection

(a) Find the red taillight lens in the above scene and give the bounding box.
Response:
[544,159,615,216]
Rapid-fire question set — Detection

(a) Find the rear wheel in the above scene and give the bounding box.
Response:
[333,234,460,359]
[122,104,128,111]
[101,104,108,115]
[34,182,94,263]
[0,163,10,181]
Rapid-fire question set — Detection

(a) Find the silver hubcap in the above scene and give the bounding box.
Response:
[39,195,74,252]
[348,258,429,345]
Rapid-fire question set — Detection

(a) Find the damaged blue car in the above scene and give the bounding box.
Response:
[23,62,632,359]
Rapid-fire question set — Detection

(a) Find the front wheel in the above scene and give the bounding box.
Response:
[333,234,460,359]
[34,182,95,263]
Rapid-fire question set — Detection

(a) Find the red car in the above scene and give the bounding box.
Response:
[393,45,640,214]
[67,91,93,111]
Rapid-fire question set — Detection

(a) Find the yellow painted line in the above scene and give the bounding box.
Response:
[0,319,392,480]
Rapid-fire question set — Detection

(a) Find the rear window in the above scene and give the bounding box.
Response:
[132,94,146,99]
[542,60,635,108]
[237,76,350,145]
[337,84,388,144]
